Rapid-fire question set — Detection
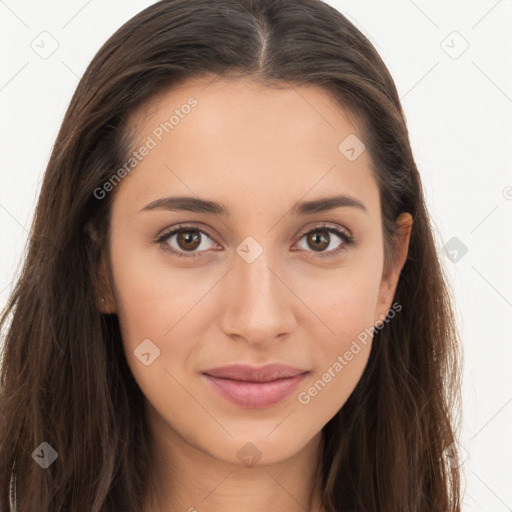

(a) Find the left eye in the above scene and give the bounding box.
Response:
[155,223,355,259]
[295,225,355,258]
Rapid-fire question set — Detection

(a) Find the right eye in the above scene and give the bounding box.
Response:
[155,225,220,259]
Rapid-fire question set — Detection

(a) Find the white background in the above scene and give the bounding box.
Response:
[1,1,511,510]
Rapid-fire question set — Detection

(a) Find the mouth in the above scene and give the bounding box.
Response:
[201,367,308,409]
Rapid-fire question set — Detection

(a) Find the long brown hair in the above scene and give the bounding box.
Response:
[0,1,462,510]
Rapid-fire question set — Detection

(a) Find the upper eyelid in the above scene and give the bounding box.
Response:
[157,223,218,243]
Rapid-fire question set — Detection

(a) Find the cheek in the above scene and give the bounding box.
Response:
[109,239,220,401]
[109,243,204,411]
[292,262,381,418]
[296,291,377,425]
[110,236,204,343]
[298,257,383,342]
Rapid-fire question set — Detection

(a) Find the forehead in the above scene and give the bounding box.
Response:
[115,76,380,222]
[129,75,362,154]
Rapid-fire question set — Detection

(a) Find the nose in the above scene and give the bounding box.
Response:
[219,242,297,348]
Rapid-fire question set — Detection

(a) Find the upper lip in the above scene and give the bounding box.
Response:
[203,364,308,383]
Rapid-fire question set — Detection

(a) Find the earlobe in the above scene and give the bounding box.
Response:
[96,256,117,314]
[97,293,117,315]
[97,295,114,314]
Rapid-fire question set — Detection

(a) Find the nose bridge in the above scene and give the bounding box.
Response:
[219,235,295,343]
[238,239,278,303]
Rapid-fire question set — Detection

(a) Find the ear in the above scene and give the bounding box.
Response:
[96,255,117,314]
[374,212,413,326]
[85,220,117,315]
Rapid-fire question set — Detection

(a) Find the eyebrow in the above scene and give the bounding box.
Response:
[139,193,368,216]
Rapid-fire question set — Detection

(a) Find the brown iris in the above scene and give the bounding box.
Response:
[307,231,330,251]
[177,230,202,251]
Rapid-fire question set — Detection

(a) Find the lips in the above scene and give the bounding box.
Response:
[202,364,308,409]
[203,363,307,382]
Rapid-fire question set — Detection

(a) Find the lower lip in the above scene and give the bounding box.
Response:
[202,373,307,409]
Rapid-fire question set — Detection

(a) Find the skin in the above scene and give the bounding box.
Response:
[98,76,413,512]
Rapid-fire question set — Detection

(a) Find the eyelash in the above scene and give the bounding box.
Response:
[154,222,356,260]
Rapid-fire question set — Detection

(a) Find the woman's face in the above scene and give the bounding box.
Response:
[103,77,410,466]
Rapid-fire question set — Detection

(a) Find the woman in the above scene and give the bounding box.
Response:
[0,0,462,510]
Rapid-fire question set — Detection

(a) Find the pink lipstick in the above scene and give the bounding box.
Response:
[202,363,308,409]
